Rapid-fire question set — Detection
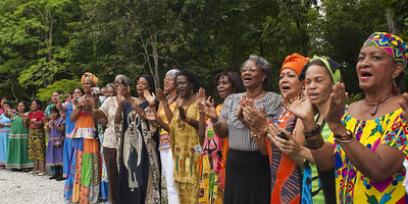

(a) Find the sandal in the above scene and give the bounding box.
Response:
[28,170,40,174]
[38,172,47,176]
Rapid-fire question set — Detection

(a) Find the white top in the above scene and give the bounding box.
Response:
[99,96,119,148]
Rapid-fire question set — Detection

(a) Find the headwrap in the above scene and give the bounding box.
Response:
[81,72,99,86]
[300,55,342,84]
[363,32,408,69]
[281,53,309,75]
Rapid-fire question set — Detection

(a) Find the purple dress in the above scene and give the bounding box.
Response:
[46,118,65,166]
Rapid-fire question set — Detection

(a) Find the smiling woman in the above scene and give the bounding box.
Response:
[206,54,282,204]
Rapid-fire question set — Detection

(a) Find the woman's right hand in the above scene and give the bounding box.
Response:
[284,90,314,122]
[269,124,302,156]
[204,96,218,122]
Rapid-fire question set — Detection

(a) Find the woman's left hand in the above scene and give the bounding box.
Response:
[325,83,347,133]
[144,90,156,106]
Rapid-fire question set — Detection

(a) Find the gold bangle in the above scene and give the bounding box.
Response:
[335,137,354,143]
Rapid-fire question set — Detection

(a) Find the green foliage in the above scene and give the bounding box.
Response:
[36,79,81,101]
[0,0,407,101]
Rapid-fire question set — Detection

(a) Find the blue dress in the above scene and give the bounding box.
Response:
[0,114,12,165]
[63,102,75,177]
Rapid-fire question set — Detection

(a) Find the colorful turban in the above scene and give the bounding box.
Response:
[301,55,342,84]
[81,72,99,86]
[363,32,408,68]
[281,53,309,75]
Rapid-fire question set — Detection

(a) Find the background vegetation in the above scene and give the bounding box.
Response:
[0,0,407,102]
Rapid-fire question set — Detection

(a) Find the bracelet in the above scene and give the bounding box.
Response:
[335,137,354,143]
[305,135,325,149]
[212,117,221,125]
[304,125,322,138]
[334,130,354,140]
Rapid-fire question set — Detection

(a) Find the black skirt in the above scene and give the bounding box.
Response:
[224,149,271,204]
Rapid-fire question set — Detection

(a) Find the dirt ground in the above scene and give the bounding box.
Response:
[0,169,64,204]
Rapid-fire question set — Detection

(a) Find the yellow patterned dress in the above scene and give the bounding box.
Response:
[330,109,408,203]
[169,102,201,204]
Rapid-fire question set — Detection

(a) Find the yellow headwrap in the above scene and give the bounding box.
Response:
[81,72,99,86]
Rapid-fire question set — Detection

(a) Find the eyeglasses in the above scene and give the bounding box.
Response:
[241,66,258,73]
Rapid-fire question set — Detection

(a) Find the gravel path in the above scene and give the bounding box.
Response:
[0,169,64,204]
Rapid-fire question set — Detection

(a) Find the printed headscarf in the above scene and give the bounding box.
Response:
[281,53,309,75]
[81,72,99,86]
[300,55,342,84]
[363,32,408,69]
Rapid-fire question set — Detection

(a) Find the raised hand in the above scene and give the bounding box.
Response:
[325,83,347,127]
[156,88,165,102]
[204,96,218,121]
[144,90,156,106]
[399,93,408,122]
[284,90,314,122]
[242,99,267,130]
[145,106,157,121]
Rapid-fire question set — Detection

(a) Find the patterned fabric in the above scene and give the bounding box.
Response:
[66,106,101,203]
[81,72,99,85]
[301,123,332,204]
[28,128,46,161]
[6,113,33,169]
[198,105,225,204]
[330,109,408,203]
[220,92,281,151]
[170,102,201,203]
[364,32,408,67]
[267,109,301,204]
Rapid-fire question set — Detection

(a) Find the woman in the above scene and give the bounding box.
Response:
[308,32,408,203]
[6,102,34,170]
[93,75,131,204]
[205,54,281,204]
[27,100,46,175]
[262,53,308,203]
[0,101,12,169]
[198,71,242,204]
[168,70,203,204]
[61,88,83,199]
[153,69,180,204]
[65,72,101,204]
[270,55,342,203]
[116,74,160,204]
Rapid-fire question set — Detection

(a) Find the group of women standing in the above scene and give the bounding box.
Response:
[0,31,408,204]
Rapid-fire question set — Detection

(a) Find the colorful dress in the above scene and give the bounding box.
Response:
[46,117,65,167]
[331,109,408,203]
[27,111,46,161]
[199,105,225,204]
[267,109,301,204]
[6,113,33,169]
[0,113,12,165]
[301,123,332,204]
[65,96,101,204]
[169,102,201,204]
